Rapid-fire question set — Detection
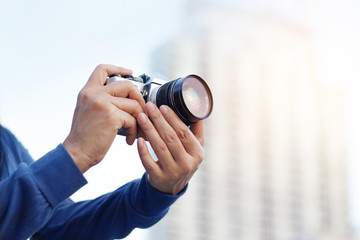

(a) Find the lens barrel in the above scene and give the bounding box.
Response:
[155,75,213,125]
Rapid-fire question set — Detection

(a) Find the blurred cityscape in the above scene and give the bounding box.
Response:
[0,1,359,240]
[148,1,351,239]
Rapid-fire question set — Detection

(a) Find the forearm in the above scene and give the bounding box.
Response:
[0,145,87,239]
[33,173,186,240]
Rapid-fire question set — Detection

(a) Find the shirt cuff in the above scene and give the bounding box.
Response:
[29,144,87,208]
[131,172,187,217]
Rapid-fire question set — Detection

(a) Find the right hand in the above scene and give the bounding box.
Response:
[63,64,146,173]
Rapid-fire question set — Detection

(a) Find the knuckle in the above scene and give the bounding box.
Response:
[128,117,137,130]
[178,127,192,141]
[196,148,205,163]
[191,144,205,163]
[124,82,143,101]
[157,142,168,154]
[120,115,136,129]
[129,82,142,94]
[143,159,153,171]
[181,162,193,174]
[104,105,116,117]
[123,81,138,92]
[126,80,136,88]
[96,64,106,71]
[91,96,105,109]
[78,89,90,101]
[78,89,97,106]
[103,108,117,126]
[188,148,205,166]
[197,136,205,146]
[131,100,143,116]
[163,131,177,144]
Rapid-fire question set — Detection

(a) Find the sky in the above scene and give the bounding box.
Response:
[0,1,184,239]
[1,0,360,239]
[0,0,184,177]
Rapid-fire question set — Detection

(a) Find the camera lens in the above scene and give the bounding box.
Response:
[182,76,212,119]
[156,75,213,124]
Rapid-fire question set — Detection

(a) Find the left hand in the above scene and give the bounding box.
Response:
[136,102,205,195]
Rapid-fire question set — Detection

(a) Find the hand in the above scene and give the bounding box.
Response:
[136,102,205,195]
[63,64,146,173]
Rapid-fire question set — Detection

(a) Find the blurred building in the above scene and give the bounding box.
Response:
[149,1,350,240]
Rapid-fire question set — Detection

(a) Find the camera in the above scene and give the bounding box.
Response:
[106,74,213,135]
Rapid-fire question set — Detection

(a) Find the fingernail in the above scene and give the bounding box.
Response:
[160,105,168,114]
[146,102,155,113]
[138,113,147,124]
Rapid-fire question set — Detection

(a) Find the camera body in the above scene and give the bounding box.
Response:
[107,74,168,107]
[107,73,213,136]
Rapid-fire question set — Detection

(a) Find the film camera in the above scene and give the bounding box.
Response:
[106,74,213,135]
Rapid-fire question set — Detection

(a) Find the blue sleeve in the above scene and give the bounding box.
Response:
[0,144,87,240]
[32,173,187,240]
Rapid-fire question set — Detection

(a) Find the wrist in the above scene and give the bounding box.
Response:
[63,138,91,173]
[147,174,187,195]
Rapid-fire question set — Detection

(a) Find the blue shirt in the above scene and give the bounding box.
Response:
[0,126,185,239]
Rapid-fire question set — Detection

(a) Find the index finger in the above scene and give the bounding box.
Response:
[160,105,203,154]
[104,80,146,110]
[85,64,133,88]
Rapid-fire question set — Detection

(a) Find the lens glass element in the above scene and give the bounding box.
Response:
[182,76,212,118]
